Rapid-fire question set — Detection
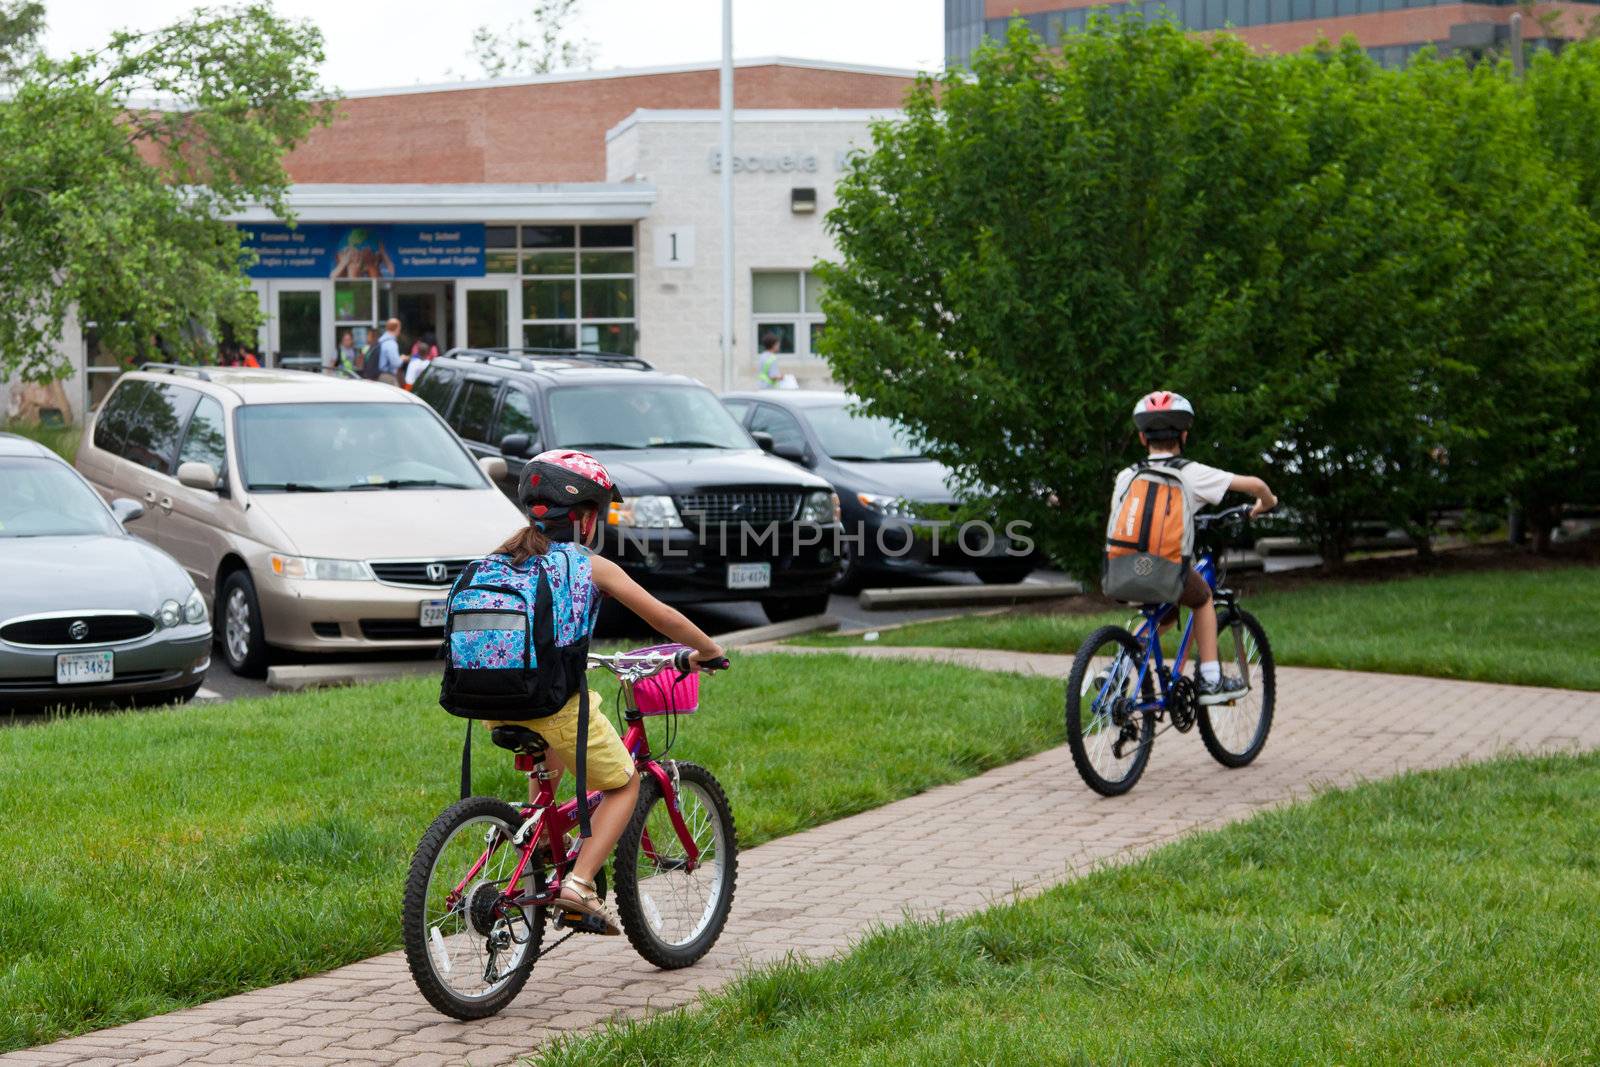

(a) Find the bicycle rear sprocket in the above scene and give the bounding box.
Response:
[1169,675,1198,732]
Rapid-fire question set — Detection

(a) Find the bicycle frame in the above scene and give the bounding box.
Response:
[443,666,700,920]
[1099,549,1234,721]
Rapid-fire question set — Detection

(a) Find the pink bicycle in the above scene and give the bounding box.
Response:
[402,646,736,1019]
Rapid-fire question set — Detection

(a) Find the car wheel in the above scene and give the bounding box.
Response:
[830,541,864,595]
[761,594,831,624]
[220,570,270,678]
[976,563,1034,585]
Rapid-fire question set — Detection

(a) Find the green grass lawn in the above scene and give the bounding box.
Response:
[802,566,1600,690]
[0,419,80,461]
[538,750,1600,1066]
[0,654,1058,1052]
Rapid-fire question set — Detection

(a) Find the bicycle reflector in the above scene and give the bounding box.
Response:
[628,644,700,715]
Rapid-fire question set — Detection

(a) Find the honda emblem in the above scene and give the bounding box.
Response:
[426,563,447,583]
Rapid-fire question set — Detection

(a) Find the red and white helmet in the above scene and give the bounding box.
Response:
[1132,391,1195,439]
[517,449,622,539]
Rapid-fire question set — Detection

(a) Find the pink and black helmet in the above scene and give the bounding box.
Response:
[1131,390,1195,440]
[517,449,623,539]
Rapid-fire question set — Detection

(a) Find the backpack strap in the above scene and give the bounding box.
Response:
[459,718,473,801]
[574,667,592,839]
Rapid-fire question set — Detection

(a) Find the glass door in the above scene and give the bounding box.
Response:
[267,281,332,371]
[455,277,520,352]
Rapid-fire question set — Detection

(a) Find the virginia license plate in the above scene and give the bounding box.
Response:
[56,650,114,685]
[726,562,771,591]
[419,600,448,628]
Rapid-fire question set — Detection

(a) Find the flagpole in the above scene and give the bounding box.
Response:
[719,0,735,391]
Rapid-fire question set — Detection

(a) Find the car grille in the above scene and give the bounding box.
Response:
[359,620,444,641]
[368,559,473,587]
[677,490,802,527]
[0,614,156,647]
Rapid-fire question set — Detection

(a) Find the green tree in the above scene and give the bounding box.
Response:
[818,19,1448,576]
[0,3,331,383]
[0,0,44,84]
[468,0,595,79]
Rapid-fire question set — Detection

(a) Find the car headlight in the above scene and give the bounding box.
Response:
[799,490,841,524]
[608,496,684,529]
[269,554,374,581]
[857,492,916,518]
[183,588,209,625]
[156,599,183,628]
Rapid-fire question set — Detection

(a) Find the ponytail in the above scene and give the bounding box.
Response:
[495,525,550,565]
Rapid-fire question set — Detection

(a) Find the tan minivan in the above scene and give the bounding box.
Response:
[77,366,525,676]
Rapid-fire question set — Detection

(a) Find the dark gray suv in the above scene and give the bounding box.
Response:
[412,349,842,623]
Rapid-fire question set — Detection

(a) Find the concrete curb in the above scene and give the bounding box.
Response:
[716,614,840,648]
[263,617,841,692]
[857,581,1082,610]
[265,659,439,692]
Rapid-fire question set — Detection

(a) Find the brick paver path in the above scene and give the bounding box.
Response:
[9,648,1600,1066]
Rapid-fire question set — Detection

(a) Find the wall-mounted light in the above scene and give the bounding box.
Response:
[791,187,817,214]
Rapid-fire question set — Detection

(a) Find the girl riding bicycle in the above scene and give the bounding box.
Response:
[484,449,724,935]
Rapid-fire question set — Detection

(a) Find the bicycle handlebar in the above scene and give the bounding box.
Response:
[585,646,730,679]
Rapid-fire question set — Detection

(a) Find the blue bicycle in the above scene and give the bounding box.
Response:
[1066,503,1275,796]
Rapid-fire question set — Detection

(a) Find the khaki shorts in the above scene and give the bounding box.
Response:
[487,689,635,791]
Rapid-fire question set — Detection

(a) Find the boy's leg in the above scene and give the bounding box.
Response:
[1181,570,1247,702]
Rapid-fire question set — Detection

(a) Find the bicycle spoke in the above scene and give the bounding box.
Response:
[632,780,726,946]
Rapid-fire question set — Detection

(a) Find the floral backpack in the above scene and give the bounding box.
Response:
[439,544,597,718]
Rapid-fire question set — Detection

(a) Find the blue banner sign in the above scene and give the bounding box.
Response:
[241,223,486,279]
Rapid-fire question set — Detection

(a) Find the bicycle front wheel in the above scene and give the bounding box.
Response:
[402,796,544,1020]
[614,761,738,969]
[1066,625,1156,796]
[1197,606,1275,768]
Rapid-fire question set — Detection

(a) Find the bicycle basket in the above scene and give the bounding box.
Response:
[627,644,699,715]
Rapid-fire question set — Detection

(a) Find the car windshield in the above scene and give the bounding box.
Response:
[807,403,925,461]
[547,384,753,451]
[0,456,120,538]
[237,403,486,492]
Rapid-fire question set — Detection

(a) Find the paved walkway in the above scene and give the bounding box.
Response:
[9,648,1600,1066]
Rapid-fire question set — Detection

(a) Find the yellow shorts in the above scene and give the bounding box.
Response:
[487,689,635,791]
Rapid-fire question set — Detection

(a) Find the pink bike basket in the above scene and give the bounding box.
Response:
[628,644,699,715]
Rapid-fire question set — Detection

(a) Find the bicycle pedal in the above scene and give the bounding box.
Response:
[553,910,610,935]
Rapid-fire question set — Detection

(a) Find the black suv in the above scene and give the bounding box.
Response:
[412,349,841,623]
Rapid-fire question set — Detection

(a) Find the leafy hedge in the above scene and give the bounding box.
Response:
[818,17,1600,576]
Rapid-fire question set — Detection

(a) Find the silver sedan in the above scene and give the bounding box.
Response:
[0,433,211,709]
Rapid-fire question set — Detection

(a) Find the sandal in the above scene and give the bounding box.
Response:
[557,875,621,935]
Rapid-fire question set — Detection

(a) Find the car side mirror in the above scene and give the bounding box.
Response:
[176,461,219,492]
[498,433,534,458]
[773,441,809,465]
[479,455,508,482]
[110,498,144,524]
[751,431,775,453]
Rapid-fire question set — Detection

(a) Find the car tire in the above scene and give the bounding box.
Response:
[761,594,831,624]
[975,564,1034,585]
[219,570,270,678]
[830,541,865,595]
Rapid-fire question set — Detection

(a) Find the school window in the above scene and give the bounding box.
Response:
[752,270,826,360]
[518,223,637,355]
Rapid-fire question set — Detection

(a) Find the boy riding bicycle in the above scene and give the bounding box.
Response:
[1111,391,1276,705]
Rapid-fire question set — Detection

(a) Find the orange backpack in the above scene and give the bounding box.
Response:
[1102,458,1193,603]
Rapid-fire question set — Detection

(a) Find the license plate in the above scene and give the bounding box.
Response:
[419,600,448,628]
[56,650,114,685]
[726,562,771,591]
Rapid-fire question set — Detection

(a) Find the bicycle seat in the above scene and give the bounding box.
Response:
[490,725,548,755]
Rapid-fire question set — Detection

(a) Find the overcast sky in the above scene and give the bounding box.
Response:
[42,0,944,90]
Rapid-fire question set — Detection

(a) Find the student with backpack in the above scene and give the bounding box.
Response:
[439,449,726,935]
[1103,391,1277,704]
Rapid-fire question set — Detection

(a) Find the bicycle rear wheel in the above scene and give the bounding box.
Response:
[1066,626,1156,796]
[1197,606,1275,767]
[614,761,737,969]
[402,796,544,1020]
